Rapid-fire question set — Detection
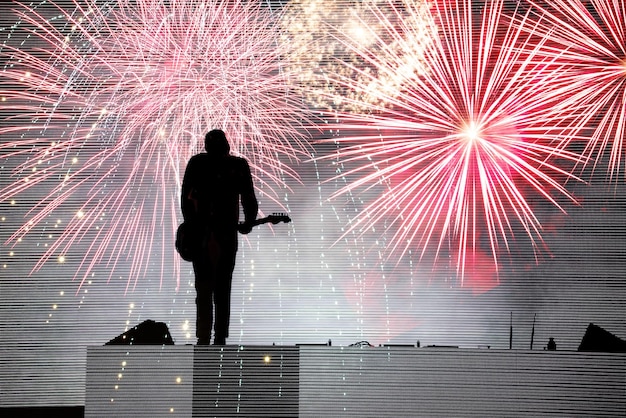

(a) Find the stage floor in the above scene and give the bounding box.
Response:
[85,345,626,417]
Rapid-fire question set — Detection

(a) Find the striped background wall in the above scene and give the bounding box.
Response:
[1,0,625,410]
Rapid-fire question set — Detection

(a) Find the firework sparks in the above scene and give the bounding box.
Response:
[521,0,626,182]
[316,0,585,285]
[280,0,437,112]
[0,0,312,291]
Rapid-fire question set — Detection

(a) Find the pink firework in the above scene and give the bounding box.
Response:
[522,0,626,182]
[316,0,584,285]
[0,0,311,291]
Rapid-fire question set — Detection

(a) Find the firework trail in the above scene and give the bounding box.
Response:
[280,0,437,112]
[312,0,585,285]
[521,0,626,182]
[0,0,312,291]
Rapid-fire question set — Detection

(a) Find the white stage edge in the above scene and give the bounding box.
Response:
[86,345,626,417]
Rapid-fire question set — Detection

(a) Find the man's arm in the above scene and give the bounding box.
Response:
[239,158,258,234]
[181,157,198,221]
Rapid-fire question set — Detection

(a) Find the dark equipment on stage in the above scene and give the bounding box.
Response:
[578,323,626,353]
[105,319,174,346]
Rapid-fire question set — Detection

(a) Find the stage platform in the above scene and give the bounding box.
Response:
[86,345,626,417]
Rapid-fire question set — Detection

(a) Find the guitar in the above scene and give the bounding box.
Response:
[176,213,291,261]
[238,212,291,233]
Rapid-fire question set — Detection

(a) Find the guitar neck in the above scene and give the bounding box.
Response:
[240,213,291,229]
[252,216,273,227]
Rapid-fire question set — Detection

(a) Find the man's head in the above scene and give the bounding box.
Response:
[204,129,230,156]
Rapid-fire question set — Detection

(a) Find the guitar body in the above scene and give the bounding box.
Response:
[176,213,291,262]
[175,221,203,262]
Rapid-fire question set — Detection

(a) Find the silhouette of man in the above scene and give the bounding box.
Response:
[181,129,258,345]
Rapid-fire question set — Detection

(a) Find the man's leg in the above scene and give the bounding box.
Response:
[213,247,237,345]
[193,261,214,345]
[213,277,232,345]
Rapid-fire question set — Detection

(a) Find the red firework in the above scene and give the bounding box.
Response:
[316,0,584,286]
[522,0,626,182]
[0,0,311,291]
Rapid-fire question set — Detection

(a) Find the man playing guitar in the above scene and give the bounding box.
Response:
[180,129,258,346]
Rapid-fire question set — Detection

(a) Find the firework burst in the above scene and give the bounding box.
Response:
[0,0,312,291]
[280,0,437,112]
[522,0,626,182]
[315,0,585,285]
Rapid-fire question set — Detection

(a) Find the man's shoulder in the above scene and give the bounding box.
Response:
[190,152,209,161]
[186,153,206,166]
[187,153,250,170]
[227,155,249,165]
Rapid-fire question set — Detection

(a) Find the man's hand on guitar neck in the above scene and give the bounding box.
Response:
[238,220,254,235]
